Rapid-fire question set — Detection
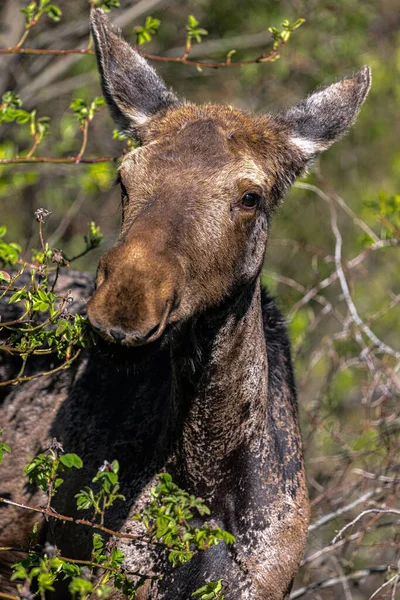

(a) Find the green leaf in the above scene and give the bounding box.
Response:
[1,91,22,110]
[134,15,161,46]
[59,453,83,469]
[292,17,306,30]
[0,270,11,283]
[90,0,120,12]
[75,487,95,510]
[0,430,11,465]
[8,289,28,304]
[38,571,56,593]
[68,576,93,596]
[192,579,224,599]
[109,546,124,568]
[45,5,62,21]
[188,15,199,28]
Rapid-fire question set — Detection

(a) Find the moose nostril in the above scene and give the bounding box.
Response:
[109,328,126,342]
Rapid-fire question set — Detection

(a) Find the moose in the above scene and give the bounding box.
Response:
[0,9,371,600]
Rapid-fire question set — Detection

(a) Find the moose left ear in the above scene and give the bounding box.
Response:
[277,66,371,159]
[90,9,180,139]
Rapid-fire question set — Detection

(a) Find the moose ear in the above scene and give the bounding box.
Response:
[90,9,180,138]
[277,67,371,160]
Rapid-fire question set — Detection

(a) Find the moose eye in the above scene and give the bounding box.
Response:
[240,192,260,210]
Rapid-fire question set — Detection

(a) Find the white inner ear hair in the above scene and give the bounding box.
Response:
[126,108,149,126]
[289,136,323,156]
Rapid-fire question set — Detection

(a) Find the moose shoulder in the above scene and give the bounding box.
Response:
[0,9,371,600]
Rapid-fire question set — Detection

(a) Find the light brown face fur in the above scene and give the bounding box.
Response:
[87,104,302,345]
[88,9,370,346]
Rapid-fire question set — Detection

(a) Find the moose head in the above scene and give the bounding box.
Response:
[87,9,371,346]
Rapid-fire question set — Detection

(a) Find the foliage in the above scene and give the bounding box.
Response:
[24,439,82,499]
[0,437,234,599]
[20,0,62,28]
[268,18,305,51]
[70,97,105,130]
[134,16,161,46]
[83,221,104,250]
[134,473,235,567]
[0,92,50,157]
[364,192,400,240]
[192,579,225,600]
[75,460,125,525]
[90,0,121,12]
[0,429,12,465]
[0,217,101,385]
[185,14,208,55]
[0,226,21,269]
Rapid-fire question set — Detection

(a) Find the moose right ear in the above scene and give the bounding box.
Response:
[90,9,180,138]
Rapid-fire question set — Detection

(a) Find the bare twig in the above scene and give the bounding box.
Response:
[331,508,400,544]
[295,182,379,242]
[0,495,143,541]
[0,593,20,600]
[0,156,117,165]
[0,40,286,69]
[369,574,399,600]
[309,489,381,532]
[291,566,390,599]
[0,546,153,580]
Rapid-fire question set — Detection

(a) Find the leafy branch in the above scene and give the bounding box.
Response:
[134,16,161,46]
[69,97,105,162]
[0,5,305,166]
[184,15,208,59]
[0,92,50,159]
[89,0,121,12]
[0,217,103,387]
[0,439,234,599]
[0,3,304,71]
[134,473,235,568]
[17,0,62,49]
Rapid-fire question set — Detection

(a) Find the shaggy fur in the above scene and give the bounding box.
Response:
[0,9,370,599]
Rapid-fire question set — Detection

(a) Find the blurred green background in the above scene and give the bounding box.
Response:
[1,0,400,597]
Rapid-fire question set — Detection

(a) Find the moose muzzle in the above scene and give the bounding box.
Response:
[87,238,184,346]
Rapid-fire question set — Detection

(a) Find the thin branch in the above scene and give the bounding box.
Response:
[287,237,400,320]
[0,349,81,387]
[332,508,400,544]
[25,133,40,159]
[309,488,381,532]
[369,574,399,600]
[297,180,400,359]
[0,495,144,542]
[0,42,285,69]
[330,555,354,600]
[353,469,400,485]
[301,520,400,566]
[327,193,400,359]
[0,47,92,55]
[0,547,152,580]
[0,156,117,165]
[391,573,399,600]
[291,567,390,599]
[295,182,379,243]
[75,120,89,163]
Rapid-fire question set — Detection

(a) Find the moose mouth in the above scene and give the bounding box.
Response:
[89,299,174,348]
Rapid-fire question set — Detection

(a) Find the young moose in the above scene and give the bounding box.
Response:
[0,9,371,600]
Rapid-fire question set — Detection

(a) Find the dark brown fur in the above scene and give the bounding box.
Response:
[0,10,371,599]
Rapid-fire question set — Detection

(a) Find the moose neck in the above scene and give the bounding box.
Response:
[170,278,270,499]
